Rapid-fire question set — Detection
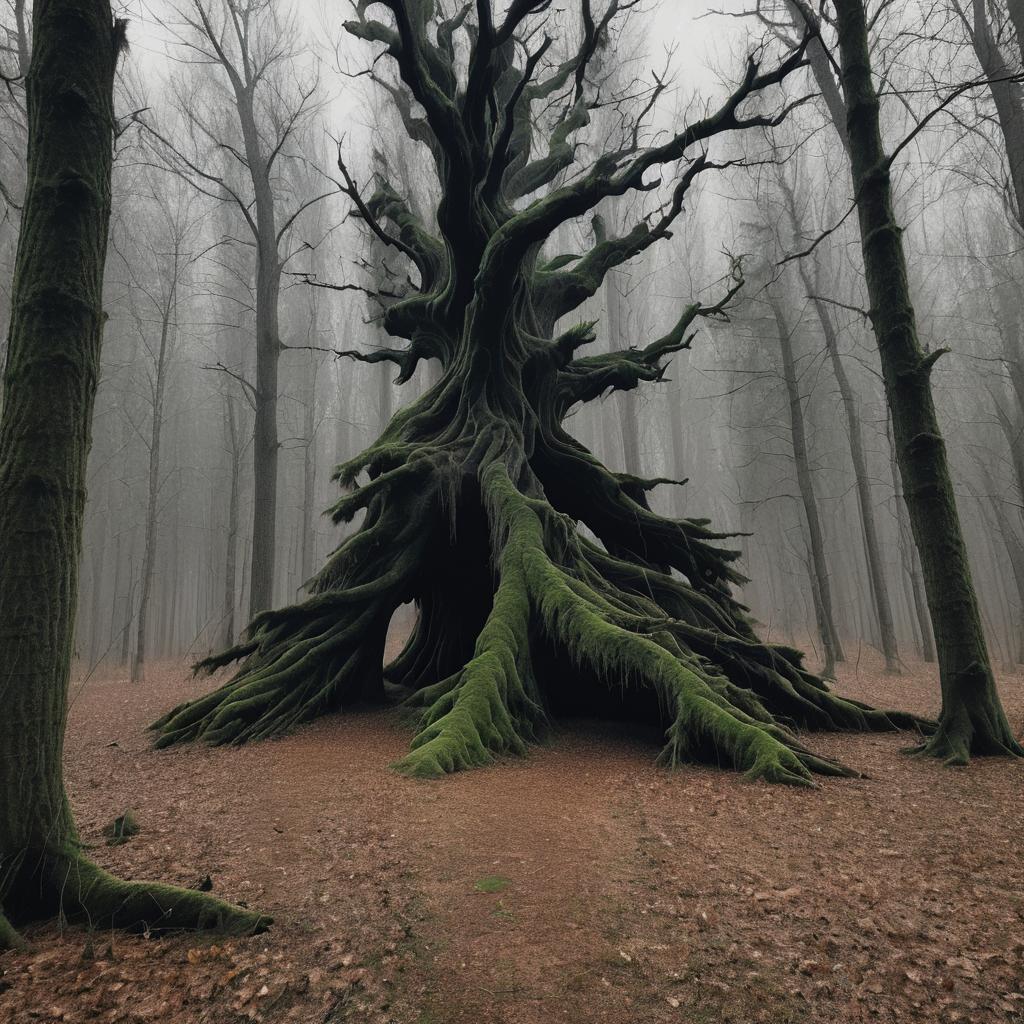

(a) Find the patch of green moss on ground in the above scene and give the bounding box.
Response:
[474,875,511,893]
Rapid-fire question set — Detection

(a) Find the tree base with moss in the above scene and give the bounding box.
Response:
[0,850,267,951]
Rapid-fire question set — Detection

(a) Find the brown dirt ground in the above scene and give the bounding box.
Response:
[2,639,1023,1024]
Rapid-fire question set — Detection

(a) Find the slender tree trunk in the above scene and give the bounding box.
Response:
[971,485,1017,666]
[993,405,1024,602]
[835,0,1020,760]
[120,556,134,666]
[994,395,1024,508]
[86,510,107,665]
[606,269,641,474]
[194,539,206,654]
[781,183,899,669]
[978,462,1024,662]
[886,413,934,661]
[220,399,241,649]
[131,290,173,682]
[768,294,845,676]
[238,527,252,628]
[811,288,898,669]
[301,353,318,585]
[780,543,798,646]
[992,281,1024,532]
[334,369,350,463]
[165,497,181,657]
[900,560,923,659]
[249,248,280,616]
[786,0,850,151]
[995,281,1024,410]
[108,529,123,661]
[300,270,323,585]
[235,81,282,619]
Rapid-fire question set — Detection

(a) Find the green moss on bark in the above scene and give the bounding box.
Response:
[0,0,267,946]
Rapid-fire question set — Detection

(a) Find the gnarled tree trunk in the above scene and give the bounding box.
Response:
[153,3,923,787]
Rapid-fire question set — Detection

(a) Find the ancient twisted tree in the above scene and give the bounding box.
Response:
[0,0,264,947]
[155,0,922,785]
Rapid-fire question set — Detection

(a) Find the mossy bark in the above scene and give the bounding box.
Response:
[0,0,267,948]
[835,0,1022,762]
[153,3,927,785]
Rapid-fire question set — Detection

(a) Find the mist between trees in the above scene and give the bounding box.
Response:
[1,0,1023,691]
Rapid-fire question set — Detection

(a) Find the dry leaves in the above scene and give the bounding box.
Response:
[1,650,1022,1023]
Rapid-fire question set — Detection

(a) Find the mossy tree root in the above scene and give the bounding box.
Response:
[388,462,922,786]
[909,685,1024,766]
[393,513,547,776]
[577,539,924,737]
[475,465,849,785]
[0,910,27,952]
[1,849,268,950]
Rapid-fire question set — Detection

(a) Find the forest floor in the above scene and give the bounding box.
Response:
[2,640,1023,1024]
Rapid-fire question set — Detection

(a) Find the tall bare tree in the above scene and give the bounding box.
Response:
[114,178,201,681]
[831,0,1022,761]
[777,172,901,672]
[146,0,328,616]
[764,284,845,677]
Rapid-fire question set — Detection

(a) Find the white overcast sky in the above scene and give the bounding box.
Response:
[122,0,752,108]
